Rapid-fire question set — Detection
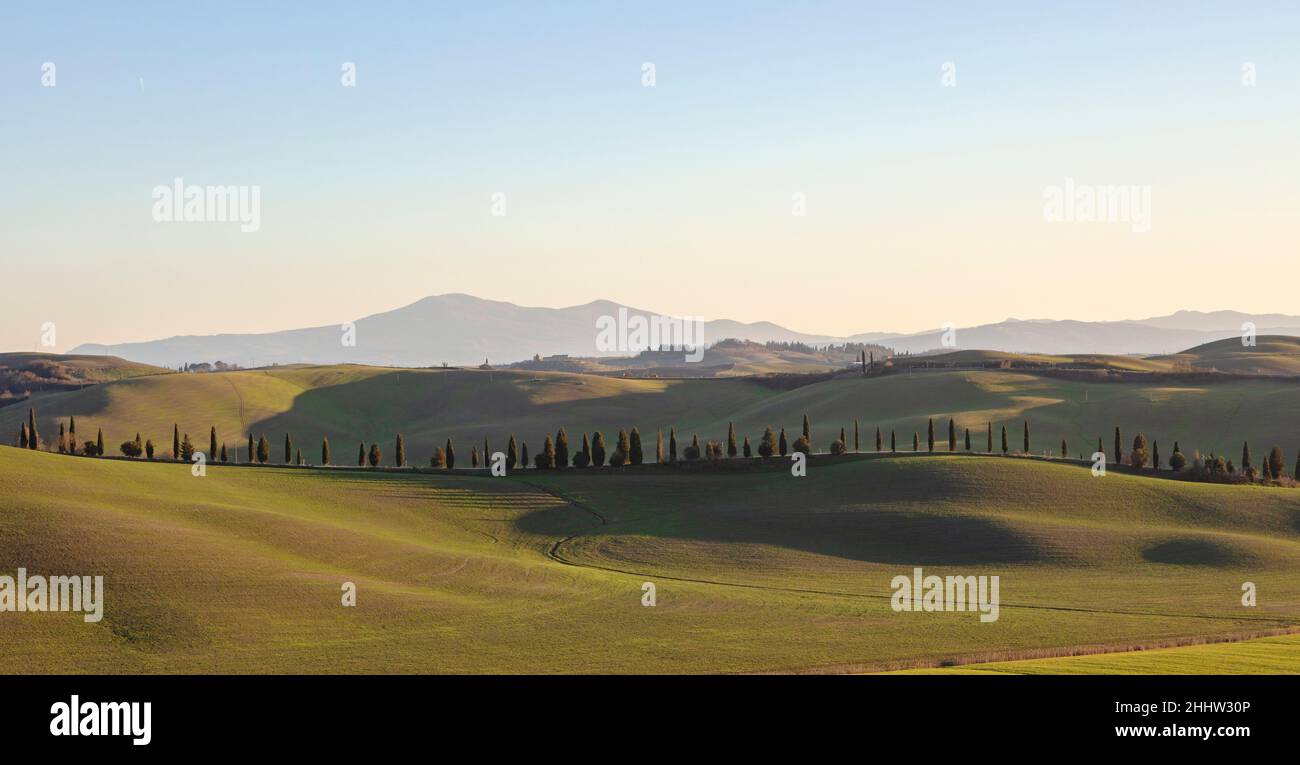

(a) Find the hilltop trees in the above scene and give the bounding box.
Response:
[1169,442,1186,472]
[1130,434,1149,468]
[396,435,406,467]
[555,429,569,469]
[630,428,644,465]
[591,432,607,467]
[1266,446,1285,482]
[759,426,777,457]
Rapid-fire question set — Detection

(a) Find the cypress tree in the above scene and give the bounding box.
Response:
[248,433,254,462]
[221,442,228,462]
[986,422,992,452]
[368,443,381,467]
[912,432,919,451]
[964,428,971,451]
[875,427,882,452]
[58,422,67,453]
[743,436,752,457]
[840,426,846,449]
[445,438,455,469]
[521,442,529,469]
[555,428,569,468]
[581,433,592,467]
[296,448,303,466]
[1266,446,1285,481]
[612,429,630,466]
[396,434,406,467]
[27,407,38,450]
[669,428,678,462]
[630,428,644,465]
[592,432,606,466]
[727,422,738,457]
[1152,441,1160,470]
[541,436,556,469]
[322,437,331,465]
[471,446,480,468]
[96,428,104,456]
[779,428,789,456]
[802,414,811,443]
[1023,421,1029,453]
[1113,427,1122,465]
[854,420,859,452]
[890,429,896,452]
[69,416,76,447]
[484,439,489,467]
[507,435,518,469]
[656,430,664,463]
[19,423,29,449]
[948,419,956,451]
[1242,442,1252,473]
[1001,426,1008,454]
[758,426,776,457]
[145,439,155,459]
[358,442,366,466]
[1060,439,1067,458]
[209,426,218,460]
[174,424,181,460]
[284,433,293,464]
[430,447,445,468]
[257,436,270,464]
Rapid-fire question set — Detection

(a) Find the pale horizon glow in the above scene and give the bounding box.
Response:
[3,1,1299,352]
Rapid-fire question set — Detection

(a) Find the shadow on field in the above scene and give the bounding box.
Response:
[1141,538,1248,567]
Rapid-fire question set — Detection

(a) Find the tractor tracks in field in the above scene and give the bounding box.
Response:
[522,481,1299,628]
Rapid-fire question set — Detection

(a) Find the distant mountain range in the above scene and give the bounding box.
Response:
[69,296,1300,368]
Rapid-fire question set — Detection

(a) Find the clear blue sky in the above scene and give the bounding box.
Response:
[3,1,1298,351]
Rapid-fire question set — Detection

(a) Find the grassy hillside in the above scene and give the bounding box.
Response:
[0,352,168,402]
[3,365,1296,465]
[1155,336,1300,376]
[1,448,1297,673]
[888,633,1300,674]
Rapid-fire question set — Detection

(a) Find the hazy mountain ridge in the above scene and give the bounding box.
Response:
[69,294,1300,367]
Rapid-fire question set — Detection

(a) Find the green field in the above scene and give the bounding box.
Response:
[2,447,1297,673]
[4,364,1297,468]
[887,633,1300,674]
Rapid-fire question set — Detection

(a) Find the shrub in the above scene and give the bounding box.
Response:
[792,435,811,454]
[829,440,847,455]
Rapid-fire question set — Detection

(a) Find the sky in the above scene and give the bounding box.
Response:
[2,1,1298,352]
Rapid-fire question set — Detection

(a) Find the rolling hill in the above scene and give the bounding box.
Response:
[2,448,1297,673]
[4,363,1299,467]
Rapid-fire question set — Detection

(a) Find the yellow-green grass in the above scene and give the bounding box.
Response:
[1155,336,1300,376]
[886,633,1300,674]
[2,448,1297,673]
[898,349,1178,372]
[4,365,1297,469]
